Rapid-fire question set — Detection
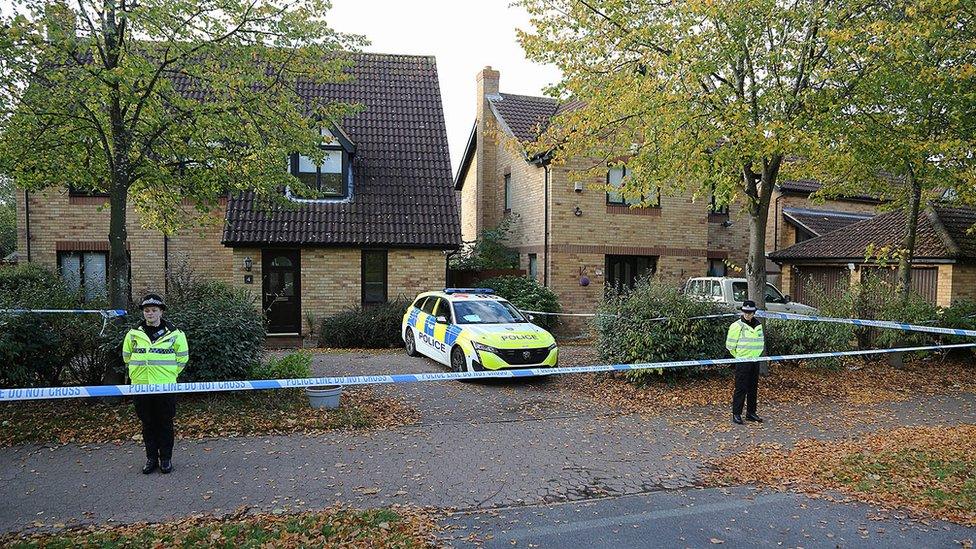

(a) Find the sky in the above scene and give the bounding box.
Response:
[0,0,561,175]
[327,0,562,175]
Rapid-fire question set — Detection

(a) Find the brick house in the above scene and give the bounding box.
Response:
[455,67,885,315]
[16,53,460,338]
[769,202,976,307]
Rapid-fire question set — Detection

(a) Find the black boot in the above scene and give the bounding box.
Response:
[732,414,744,425]
[160,459,172,474]
[745,414,764,423]
[142,459,158,474]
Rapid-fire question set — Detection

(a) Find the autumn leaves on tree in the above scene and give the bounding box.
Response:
[517,0,975,305]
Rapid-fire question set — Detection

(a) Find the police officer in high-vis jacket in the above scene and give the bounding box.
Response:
[726,300,764,425]
[123,294,189,474]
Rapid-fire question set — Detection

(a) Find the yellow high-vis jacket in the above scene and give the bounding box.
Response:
[122,323,189,385]
[726,318,764,359]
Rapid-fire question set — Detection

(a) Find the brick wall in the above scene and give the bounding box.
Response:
[949,263,976,304]
[16,188,232,298]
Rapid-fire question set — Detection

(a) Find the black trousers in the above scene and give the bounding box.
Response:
[133,394,177,461]
[732,361,759,416]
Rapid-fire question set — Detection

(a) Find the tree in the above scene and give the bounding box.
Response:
[0,176,15,258]
[0,0,364,308]
[800,0,976,298]
[518,0,864,306]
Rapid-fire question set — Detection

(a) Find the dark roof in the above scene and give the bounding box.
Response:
[769,202,976,262]
[782,207,873,237]
[777,179,884,203]
[223,53,460,249]
[486,93,559,142]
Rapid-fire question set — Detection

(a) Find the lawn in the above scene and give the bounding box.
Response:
[0,387,419,447]
[1,505,439,548]
[709,424,976,526]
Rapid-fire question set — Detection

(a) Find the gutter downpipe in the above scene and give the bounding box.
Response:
[163,234,170,294]
[530,151,554,288]
[24,190,32,262]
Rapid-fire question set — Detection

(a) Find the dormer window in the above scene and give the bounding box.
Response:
[289,127,356,200]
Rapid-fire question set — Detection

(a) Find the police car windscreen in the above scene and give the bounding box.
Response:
[454,301,526,324]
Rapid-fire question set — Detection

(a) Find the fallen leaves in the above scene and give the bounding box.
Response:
[560,352,976,415]
[0,387,420,447]
[707,424,976,527]
[0,505,442,548]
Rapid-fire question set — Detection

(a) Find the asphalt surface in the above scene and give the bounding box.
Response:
[445,486,974,548]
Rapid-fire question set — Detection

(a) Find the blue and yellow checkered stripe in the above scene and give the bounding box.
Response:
[408,307,462,346]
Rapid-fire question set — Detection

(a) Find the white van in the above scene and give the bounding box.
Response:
[684,277,818,315]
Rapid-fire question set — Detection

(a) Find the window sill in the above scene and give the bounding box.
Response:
[606,204,661,216]
[69,195,110,205]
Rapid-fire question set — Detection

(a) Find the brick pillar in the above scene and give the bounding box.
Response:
[475,66,500,235]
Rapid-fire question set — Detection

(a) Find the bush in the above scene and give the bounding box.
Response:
[318,299,410,349]
[834,277,939,350]
[478,275,561,330]
[937,299,976,357]
[103,280,266,382]
[595,278,728,384]
[250,350,312,380]
[0,264,96,388]
[763,284,854,367]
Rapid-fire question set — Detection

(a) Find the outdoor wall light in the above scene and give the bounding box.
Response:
[243,256,253,272]
[574,206,583,216]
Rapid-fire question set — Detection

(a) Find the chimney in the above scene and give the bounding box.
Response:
[476,66,500,120]
[474,66,501,237]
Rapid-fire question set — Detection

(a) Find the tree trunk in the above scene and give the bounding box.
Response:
[102,0,130,388]
[897,169,922,301]
[744,157,782,309]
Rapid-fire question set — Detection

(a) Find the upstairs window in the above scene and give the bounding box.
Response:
[290,128,354,199]
[504,174,512,212]
[709,193,729,214]
[607,166,660,207]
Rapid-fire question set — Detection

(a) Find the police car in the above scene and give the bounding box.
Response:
[401,288,558,372]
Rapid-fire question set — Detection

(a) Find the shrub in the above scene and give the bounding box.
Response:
[104,280,266,382]
[251,350,312,380]
[837,277,939,350]
[478,275,561,330]
[937,299,976,357]
[449,215,519,270]
[318,299,410,349]
[0,264,94,388]
[763,284,854,367]
[595,278,728,384]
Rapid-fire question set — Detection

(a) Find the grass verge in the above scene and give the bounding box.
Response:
[1,505,440,548]
[708,424,976,526]
[0,387,419,447]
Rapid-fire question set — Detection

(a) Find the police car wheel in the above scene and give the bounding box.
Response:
[404,328,419,357]
[450,346,467,373]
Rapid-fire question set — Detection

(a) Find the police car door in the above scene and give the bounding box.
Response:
[415,296,439,357]
[429,298,454,365]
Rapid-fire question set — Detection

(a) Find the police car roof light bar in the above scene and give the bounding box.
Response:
[443,288,495,294]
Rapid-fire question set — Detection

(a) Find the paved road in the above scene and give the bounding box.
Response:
[1,349,974,546]
[445,486,975,548]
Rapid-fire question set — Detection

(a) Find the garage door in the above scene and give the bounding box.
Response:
[791,266,850,308]
[861,266,939,304]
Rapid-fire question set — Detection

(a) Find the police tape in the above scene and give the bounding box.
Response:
[0,308,127,317]
[519,310,740,321]
[757,311,976,338]
[2,341,975,402]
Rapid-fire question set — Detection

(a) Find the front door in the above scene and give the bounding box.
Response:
[262,249,301,334]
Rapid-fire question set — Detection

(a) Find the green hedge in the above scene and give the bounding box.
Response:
[318,299,410,349]
[0,264,97,388]
[250,350,312,380]
[478,275,561,330]
[595,278,728,384]
[104,280,266,382]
